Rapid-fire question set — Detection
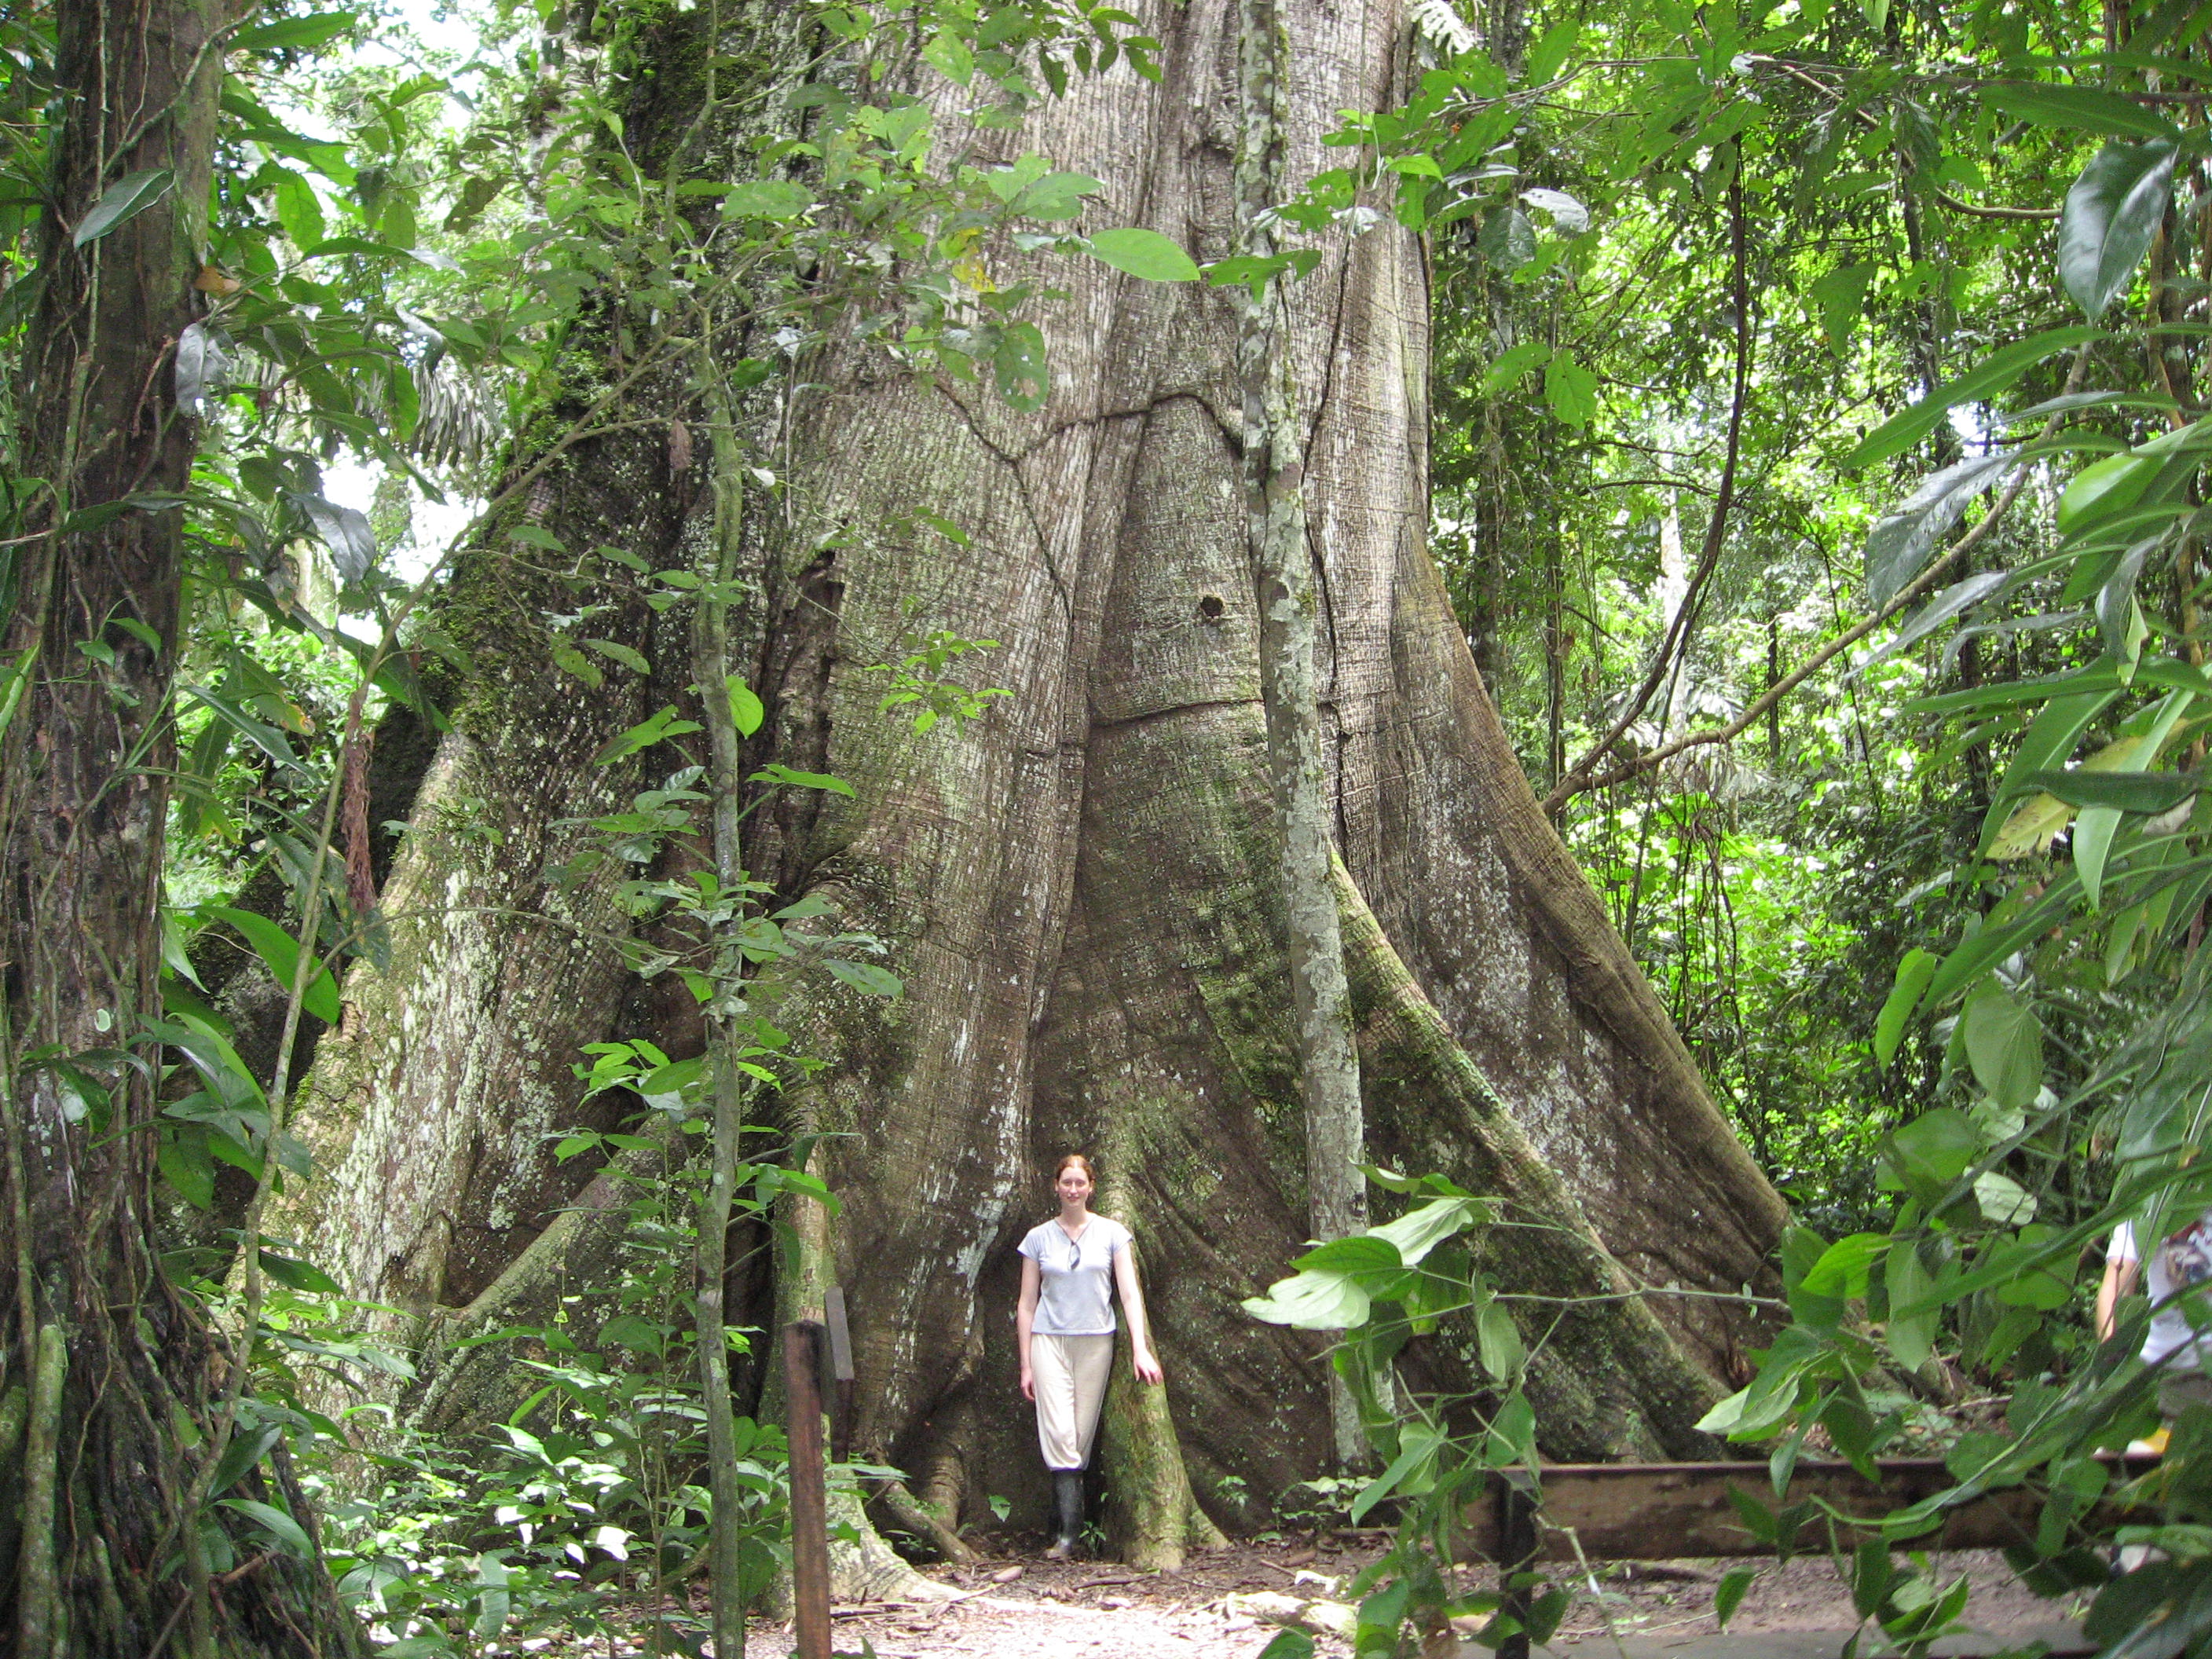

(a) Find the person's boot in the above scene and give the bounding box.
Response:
[1046,1470,1084,1559]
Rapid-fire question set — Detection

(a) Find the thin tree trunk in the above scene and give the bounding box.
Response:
[1234,0,1368,1472]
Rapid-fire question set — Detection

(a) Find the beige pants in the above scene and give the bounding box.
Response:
[1032,1333,1114,1470]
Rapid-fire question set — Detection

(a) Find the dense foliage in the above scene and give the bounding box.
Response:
[15,0,2212,1649]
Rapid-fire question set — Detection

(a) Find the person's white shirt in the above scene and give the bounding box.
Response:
[2104,1212,2212,1368]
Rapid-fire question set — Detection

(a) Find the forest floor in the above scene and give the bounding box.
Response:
[684,1535,2093,1659]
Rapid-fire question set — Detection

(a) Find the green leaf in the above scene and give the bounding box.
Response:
[286,491,375,583]
[1714,1566,1757,1631]
[1476,1302,1525,1379]
[1874,949,1938,1068]
[1256,1630,1316,1659]
[824,959,903,998]
[1886,1107,1977,1188]
[2076,802,2122,910]
[259,1250,342,1293]
[994,320,1049,411]
[1241,1268,1370,1329]
[1862,455,2020,610]
[2060,141,2178,320]
[1544,352,1600,429]
[1863,572,2010,669]
[1478,203,1536,272]
[727,676,765,738]
[2058,453,2160,536]
[1841,326,2104,471]
[1962,984,2043,1111]
[1292,1234,1403,1275]
[1800,1232,1888,1298]
[219,1498,314,1558]
[159,1124,215,1210]
[1983,82,2183,142]
[1084,227,1199,282]
[749,763,855,796]
[1368,1196,1485,1265]
[582,639,649,676]
[1479,340,1551,396]
[1008,170,1102,221]
[205,907,340,1023]
[720,179,812,220]
[1979,690,2119,855]
[593,706,703,765]
[72,168,174,247]
[208,1423,283,1495]
[231,11,353,52]
[2020,767,2199,814]
[1885,1243,1936,1371]
[1811,265,1873,354]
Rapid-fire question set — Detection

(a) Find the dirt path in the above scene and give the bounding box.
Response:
[716,1539,2094,1659]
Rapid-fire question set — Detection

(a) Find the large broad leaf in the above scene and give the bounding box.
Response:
[1864,456,2019,610]
[72,168,174,247]
[174,323,229,419]
[1982,82,2184,142]
[1241,1268,1369,1330]
[1368,1196,1485,1265]
[1083,228,1199,282]
[1874,948,1938,1069]
[1962,984,2044,1112]
[1842,327,2103,471]
[1860,570,2009,670]
[2060,141,2178,320]
[285,491,375,582]
[206,907,341,1022]
[2020,767,2199,815]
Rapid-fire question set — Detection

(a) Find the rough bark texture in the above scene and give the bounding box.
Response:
[0,0,359,1648]
[1236,0,1370,1474]
[287,0,1788,1557]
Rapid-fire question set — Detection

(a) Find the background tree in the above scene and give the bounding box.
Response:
[0,0,361,1650]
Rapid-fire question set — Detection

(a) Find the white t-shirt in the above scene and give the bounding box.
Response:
[2109,1214,2212,1368]
[1019,1215,1130,1336]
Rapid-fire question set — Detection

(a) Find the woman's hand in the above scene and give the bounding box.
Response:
[1133,1347,1163,1386]
[1020,1368,1036,1401]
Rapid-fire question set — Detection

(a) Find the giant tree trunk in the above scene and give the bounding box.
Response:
[0,0,358,1650]
[287,0,1787,1561]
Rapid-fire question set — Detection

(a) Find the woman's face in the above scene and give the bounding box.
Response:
[1056,1164,1093,1207]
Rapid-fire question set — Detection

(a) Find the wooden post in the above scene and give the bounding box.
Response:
[824,1287,856,1463]
[1492,1470,1540,1659]
[785,1321,831,1659]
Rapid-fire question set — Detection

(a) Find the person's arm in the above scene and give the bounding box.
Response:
[2098,1252,2141,1342]
[1017,1254,1041,1401]
[1115,1243,1164,1385]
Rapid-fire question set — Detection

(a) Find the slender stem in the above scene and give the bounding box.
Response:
[693,357,749,1659]
[1549,169,1752,811]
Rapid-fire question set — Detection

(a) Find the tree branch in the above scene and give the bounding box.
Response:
[1544,346,2097,809]
[1546,172,1752,811]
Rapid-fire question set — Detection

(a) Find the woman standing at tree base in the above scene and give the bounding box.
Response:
[1016,1153,1164,1558]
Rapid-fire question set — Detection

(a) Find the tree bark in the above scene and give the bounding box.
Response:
[287,0,1788,1555]
[0,0,359,1648]
[1236,0,1371,1474]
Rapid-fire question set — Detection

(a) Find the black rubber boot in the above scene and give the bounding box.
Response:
[1046,1470,1084,1559]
